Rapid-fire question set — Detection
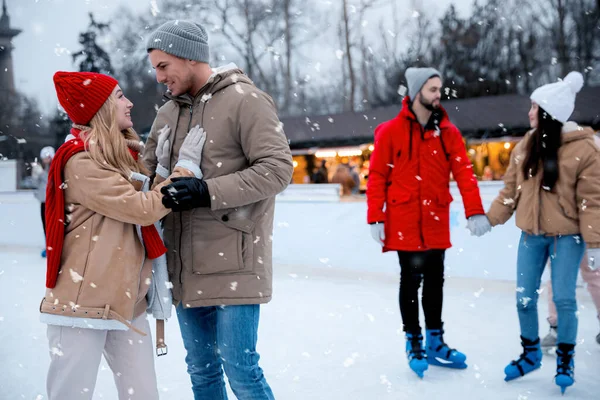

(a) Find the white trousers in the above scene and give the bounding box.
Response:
[46,314,159,400]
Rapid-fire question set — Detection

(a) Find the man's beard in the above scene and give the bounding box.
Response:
[419,96,439,112]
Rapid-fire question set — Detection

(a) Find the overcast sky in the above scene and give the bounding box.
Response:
[7,0,473,114]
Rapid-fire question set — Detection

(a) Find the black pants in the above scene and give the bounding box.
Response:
[398,249,445,334]
[41,202,46,237]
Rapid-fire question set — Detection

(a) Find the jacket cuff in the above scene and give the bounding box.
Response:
[156,164,169,179]
[175,160,203,179]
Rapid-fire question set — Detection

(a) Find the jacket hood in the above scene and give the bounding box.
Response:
[561,121,596,144]
[398,95,453,130]
[164,63,254,105]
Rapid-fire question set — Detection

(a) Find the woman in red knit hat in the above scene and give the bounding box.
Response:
[41,71,205,400]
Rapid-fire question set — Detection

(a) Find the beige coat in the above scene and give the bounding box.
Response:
[39,148,192,330]
[487,122,600,248]
[143,65,293,308]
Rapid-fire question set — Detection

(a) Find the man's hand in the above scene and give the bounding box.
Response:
[161,177,211,212]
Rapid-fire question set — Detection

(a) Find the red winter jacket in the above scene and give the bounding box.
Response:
[367,96,484,252]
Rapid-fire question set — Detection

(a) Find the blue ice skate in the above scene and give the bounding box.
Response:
[504,336,542,381]
[555,343,575,394]
[406,332,428,378]
[425,328,467,369]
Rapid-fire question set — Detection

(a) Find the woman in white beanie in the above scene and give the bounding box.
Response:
[480,71,600,393]
[32,146,55,257]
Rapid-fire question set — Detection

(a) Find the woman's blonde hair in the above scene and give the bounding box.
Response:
[79,94,149,178]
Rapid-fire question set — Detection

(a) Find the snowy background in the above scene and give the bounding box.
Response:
[1,184,600,399]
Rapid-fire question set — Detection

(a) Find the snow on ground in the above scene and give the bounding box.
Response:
[1,189,599,399]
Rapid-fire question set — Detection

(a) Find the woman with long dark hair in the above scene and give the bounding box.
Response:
[473,71,600,393]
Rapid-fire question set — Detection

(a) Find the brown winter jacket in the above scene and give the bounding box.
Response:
[143,65,293,308]
[39,145,193,330]
[487,122,600,248]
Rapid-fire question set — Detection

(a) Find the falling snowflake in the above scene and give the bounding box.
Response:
[50,347,64,356]
[165,281,174,289]
[230,281,238,291]
[69,269,83,283]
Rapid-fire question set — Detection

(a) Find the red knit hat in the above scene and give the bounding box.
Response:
[53,71,118,125]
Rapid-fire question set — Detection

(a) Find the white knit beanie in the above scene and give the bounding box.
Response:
[40,146,55,160]
[530,71,584,123]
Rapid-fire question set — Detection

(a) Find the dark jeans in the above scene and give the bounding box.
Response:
[397,249,446,333]
[176,304,274,400]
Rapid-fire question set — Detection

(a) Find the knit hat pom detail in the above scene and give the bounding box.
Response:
[563,71,584,94]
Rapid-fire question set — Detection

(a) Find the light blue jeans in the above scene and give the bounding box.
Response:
[176,304,275,400]
[516,232,585,345]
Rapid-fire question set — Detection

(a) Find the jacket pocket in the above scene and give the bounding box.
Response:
[189,210,255,275]
[387,188,412,207]
[436,191,453,206]
[558,195,578,220]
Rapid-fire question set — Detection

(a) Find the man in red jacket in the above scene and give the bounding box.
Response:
[367,67,491,378]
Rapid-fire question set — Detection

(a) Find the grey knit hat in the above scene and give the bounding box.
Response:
[405,67,442,100]
[146,20,209,63]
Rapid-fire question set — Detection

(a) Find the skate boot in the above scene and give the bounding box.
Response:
[405,332,428,378]
[425,327,467,369]
[541,325,557,352]
[555,343,575,394]
[504,336,542,381]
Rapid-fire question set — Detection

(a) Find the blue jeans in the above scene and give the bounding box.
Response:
[176,304,275,400]
[516,232,585,345]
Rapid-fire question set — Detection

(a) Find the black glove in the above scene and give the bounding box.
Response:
[161,177,211,212]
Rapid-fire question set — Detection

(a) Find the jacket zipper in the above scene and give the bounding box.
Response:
[178,104,194,285]
[417,124,426,249]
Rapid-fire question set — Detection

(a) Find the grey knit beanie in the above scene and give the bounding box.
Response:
[146,20,209,63]
[405,67,442,100]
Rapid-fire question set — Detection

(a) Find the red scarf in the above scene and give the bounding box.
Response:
[45,128,167,289]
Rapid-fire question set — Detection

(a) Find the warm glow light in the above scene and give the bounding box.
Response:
[293,160,298,168]
[315,150,337,158]
[368,145,374,151]
[504,142,511,149]
[337,148,363,157]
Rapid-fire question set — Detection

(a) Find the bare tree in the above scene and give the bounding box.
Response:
[341,0,356,112]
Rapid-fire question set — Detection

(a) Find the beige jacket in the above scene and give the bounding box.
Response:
[39,147,192,331]
[143,65,293,308]
[487,122,600,248]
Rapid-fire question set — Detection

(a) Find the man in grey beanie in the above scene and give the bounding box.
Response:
[366,67,488,378]
[143,20,293,399]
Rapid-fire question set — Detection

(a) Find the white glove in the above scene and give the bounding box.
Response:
[370,223,385,246]
[467,214,492,237]
[587,248,600,271]
[31,163,44,180]
[176,125,207,179]
[155,125,172,178]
